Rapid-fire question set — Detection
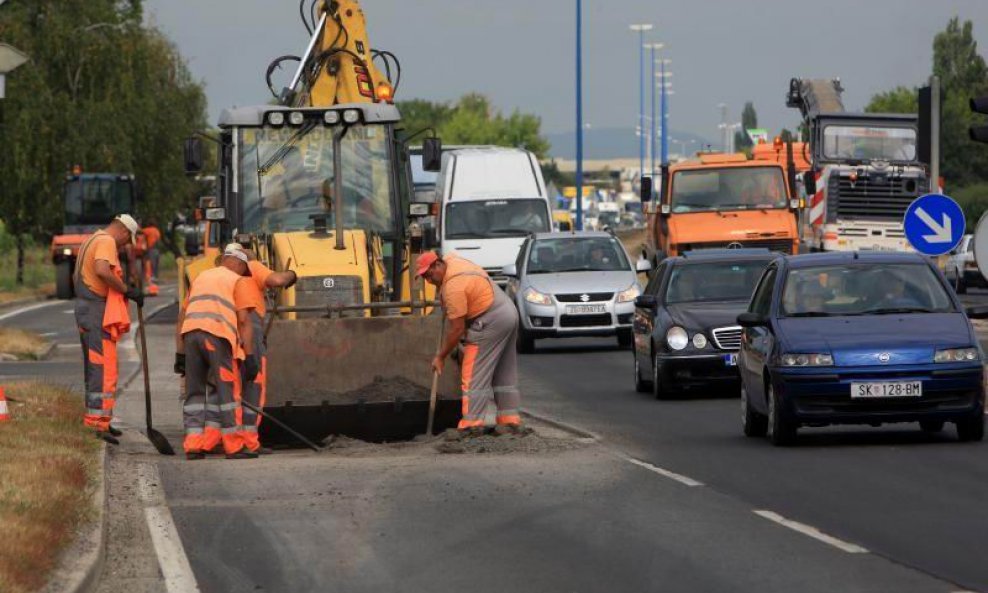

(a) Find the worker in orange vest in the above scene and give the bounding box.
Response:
[237,247,298,454]
[74,214,143,444]
[417,251,524,437]
[142,219,162,295]
[174,244,259,460]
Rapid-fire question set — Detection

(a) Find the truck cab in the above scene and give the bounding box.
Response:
[644,153,800,262]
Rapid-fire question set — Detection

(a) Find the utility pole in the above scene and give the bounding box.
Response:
[644,43,663,183]
[575,0,584,230]
[659,60,672,165]
[629,24,653,185]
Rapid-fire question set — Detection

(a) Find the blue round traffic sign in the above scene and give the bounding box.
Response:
[903,194,965,256]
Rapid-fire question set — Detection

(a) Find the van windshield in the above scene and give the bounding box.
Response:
[445,199,549,239]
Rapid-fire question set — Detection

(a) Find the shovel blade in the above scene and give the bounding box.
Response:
[147,428,176,456]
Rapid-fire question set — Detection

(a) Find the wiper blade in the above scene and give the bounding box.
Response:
[445,232,485,239]
[863,307,934,315]
[258,121,318,175]
[787,311,832,317]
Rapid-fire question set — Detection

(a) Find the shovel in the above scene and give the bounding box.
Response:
[239,399,323,452]
[425,313,446,436]
[136,304,176,455]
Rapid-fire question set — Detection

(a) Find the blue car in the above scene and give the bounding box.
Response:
[737,252,985,446]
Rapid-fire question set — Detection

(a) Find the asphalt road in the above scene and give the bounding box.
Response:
[3,287,987,592]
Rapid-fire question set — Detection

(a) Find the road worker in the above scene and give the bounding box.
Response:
[236,246,298,454]
[74,214,142,444]
[417,251,524,437]
[174,244,260,460]
[142,218,162,284]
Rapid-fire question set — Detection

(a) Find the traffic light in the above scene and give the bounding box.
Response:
[970,96,988,144]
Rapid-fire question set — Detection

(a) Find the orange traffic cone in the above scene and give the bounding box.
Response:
[0,387,10,422]
[147,283,159,296]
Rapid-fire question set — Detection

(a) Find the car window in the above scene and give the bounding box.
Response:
[666,260,770,304]
[781,263,954,317]
[749,266,777,316]
[526,236,630,273]
[516,239,529,273]
[645,261,667,295]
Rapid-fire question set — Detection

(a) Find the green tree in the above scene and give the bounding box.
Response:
[865,86,918,114]
[734,101,758,151]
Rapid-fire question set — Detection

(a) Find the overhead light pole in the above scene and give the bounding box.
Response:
[629,23,653,185]
[658,59,672,165]
[575,0,585,230]
[644,43,663,183]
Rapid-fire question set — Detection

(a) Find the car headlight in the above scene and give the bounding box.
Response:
[693,333,707,349]
[523,288,553,306]
[616,284,641,303]
[781,353,834,367]
[666,326,689,351]
[934,347,979,363]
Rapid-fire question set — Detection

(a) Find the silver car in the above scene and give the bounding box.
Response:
[503,231,651,353]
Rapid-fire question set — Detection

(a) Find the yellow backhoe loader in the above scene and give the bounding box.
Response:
[183,0,458,442]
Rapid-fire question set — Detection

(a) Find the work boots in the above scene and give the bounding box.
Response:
[226,448,259,460]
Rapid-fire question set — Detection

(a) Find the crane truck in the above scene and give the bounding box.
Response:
[786,78,933,252]
[183,0,456,443]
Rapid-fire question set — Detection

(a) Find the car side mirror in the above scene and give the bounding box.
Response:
[965,306,988,319]
[639,176,653,203]
[634,294,657,309]
[422,137,442,172]
[501,263,518,278]
[802,171,817,196]
[184,137,204,175]
[635,258,652,272]
[737,312,768,327]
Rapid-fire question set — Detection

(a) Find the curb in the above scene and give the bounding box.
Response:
[38,341,58,361]
[0,294,47,314]
[42,443,108,593]
[521,408,599,441]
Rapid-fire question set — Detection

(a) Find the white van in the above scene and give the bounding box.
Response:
[436,147,552,283]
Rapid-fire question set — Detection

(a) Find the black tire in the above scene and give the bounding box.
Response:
[617,329,633,349]
[956,407,985,442]
[741,383,768,437]
[766,383,797,446]
[956,274,967,294]
[919,419,945,433]
[652,351,671,400]
[55,260,74,300]
[516,329,535,354]
[633,350,653,393]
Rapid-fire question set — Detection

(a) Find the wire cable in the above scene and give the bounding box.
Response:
[299,0,312,35]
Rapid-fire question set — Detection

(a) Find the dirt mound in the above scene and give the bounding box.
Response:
[291,375,431,404]
[434,428,583,455]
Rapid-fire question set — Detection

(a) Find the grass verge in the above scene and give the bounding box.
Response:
[0,244,55,305]
[0,382,100,593]
[0,328,50,360]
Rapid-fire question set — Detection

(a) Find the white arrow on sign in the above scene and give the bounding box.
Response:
[915,207,953,243]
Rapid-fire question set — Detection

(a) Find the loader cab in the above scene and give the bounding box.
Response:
[810,113,920,166]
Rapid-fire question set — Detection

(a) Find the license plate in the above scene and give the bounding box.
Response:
[850,381,922,398]
[723,354,738,367]
[565,304,606,315]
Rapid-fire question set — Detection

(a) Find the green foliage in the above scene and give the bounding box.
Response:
[865,86,918,114]
[953,183,988,231]
[397,94,550,159]
[735,101,758,150]
[0,0,207,242]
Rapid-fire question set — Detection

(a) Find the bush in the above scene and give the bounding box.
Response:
[952,183,988,231]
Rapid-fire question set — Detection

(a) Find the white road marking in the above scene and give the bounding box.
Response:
[624,456,704,487]
[40,331,58,337]
[138,463,201,593]
[0,300,61,322]
[754,510,869,554]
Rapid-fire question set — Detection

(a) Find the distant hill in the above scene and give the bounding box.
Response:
[546,127,714,160]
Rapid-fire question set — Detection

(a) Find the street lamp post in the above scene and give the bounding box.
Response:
[644,43,663,183]
[658,59,672,165]
[575,0,584,230]
[629,24,653,184]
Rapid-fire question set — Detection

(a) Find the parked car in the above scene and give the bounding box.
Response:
[631,249,779,399]
[737,252,986,446]
[944,234,980,293]
[503,231,650,353]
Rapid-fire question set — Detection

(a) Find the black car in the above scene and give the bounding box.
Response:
[631,249,779,399]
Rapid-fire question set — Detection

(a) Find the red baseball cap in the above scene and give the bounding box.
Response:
[415,251,440,277]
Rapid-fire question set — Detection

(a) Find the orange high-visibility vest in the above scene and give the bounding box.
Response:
[181,267,245,359]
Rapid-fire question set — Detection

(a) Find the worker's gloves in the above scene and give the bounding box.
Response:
[174,353,186,376]
[244,355,260,383]
[125,288,145,307]
[285,270,298,288]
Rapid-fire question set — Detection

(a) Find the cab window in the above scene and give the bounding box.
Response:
[749,266,778,316]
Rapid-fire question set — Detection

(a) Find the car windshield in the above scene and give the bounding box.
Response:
[64,177,135,227]
[670,166,787,213]
[527,236,630,274]
[445,199,549,239]
[666,260,770,304]
[238,124,396,234]
[822,125,917,161]
[782,263,954,317]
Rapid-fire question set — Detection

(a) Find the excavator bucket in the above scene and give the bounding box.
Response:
[262,313,462,444]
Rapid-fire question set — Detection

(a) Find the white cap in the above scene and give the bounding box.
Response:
[114,214,140,243]
[222,244,250,266]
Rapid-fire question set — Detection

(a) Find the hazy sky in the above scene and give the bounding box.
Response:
[146,0,988,145]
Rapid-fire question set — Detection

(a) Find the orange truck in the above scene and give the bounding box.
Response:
[51,172,141,299]
[642,146,802,261]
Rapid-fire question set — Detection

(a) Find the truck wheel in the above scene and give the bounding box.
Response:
[55,261,74,300]
[955,273,967,294]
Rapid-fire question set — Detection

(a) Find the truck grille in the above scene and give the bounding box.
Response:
[681,239,793,254]
[711,326,742,350]
[556,292,614,303]
[295,275,364,318]
[832,176,922,221]
[560,313,612,328]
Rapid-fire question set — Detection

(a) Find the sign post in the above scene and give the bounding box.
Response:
[903,193,964,257]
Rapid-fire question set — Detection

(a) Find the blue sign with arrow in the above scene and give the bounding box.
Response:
[903,194,965,256]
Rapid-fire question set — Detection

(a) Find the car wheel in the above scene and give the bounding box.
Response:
[633,349,653,393]
[741,383,767,437]
[516,329,535,354]
[617,329,633,349]
[956,273,967,294]
[919,419,945,433]
[956,406,985,442]
[652,351,672,400]
[766,383,796,446]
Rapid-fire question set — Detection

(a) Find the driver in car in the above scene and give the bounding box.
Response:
[872,273,922,310]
